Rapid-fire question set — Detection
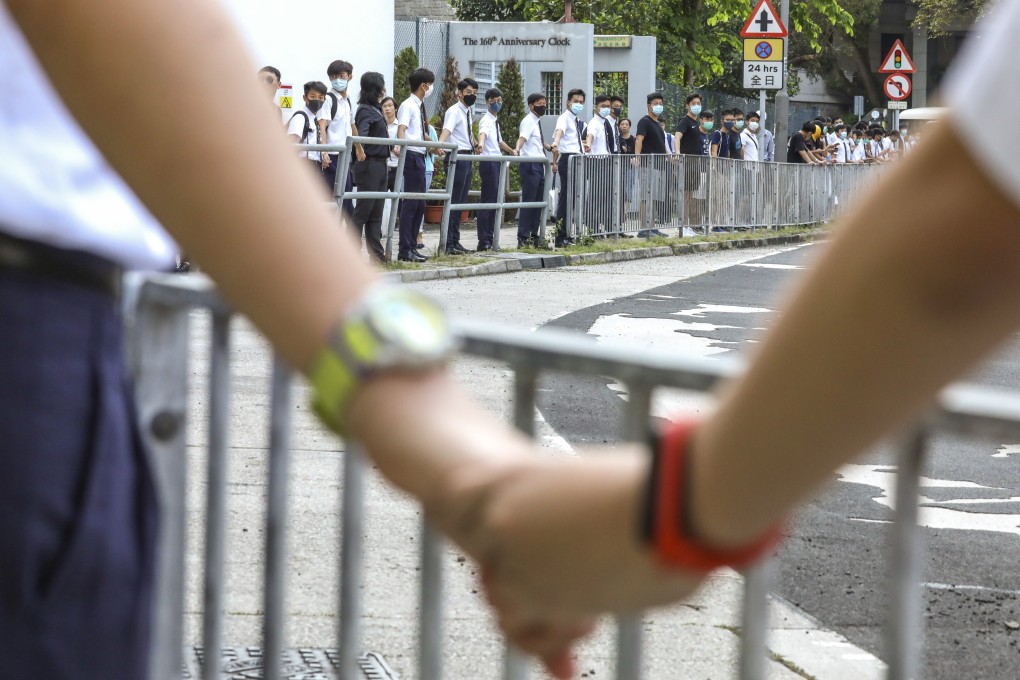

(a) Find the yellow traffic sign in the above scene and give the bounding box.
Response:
[279,96,293,109]
[743,38,784,62]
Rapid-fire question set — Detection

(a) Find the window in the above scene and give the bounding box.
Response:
[542,72,563,113]
[473,62,497,115]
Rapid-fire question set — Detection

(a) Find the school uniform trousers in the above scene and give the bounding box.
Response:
[0,232,158,679]
[555,152,576,240]
[445,154,474,248]
[476,160,500,249]
[518,163,545,242]
[397,152,427,257]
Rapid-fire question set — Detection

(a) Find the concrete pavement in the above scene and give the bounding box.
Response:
[179,242,885,678]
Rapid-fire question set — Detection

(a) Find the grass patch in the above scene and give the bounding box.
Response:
[517,224,824,256]
[382,255,490,271]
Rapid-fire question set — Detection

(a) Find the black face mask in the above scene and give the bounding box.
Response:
[463,94,477,106]
[307,99,324,114]
[533,105,547,117]
[611,107,623,117]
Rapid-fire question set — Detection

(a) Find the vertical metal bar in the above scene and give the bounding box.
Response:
[385,145,409,261]
[739,558,777,680]
[493,158,509,252]
[886,427,928,680]
[338,444,367,680]
[337,143,353,210]
[202,313,232,680]
[439,148,459,253]
[129,289,191,680]
[616,382,652,680]
[539,159,554,245]
[503,367,539,680]
[263,356,293,680]
[419,520,444,680]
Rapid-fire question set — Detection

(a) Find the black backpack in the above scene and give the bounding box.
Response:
[288,110,312,143]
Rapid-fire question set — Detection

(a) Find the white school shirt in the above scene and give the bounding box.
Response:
[442,101,475,151]
[396,94,427,154]
[586,115,612,155]
[0,3,175,270]
[386,120,400,168]
[519,113,546,158]
[852,141,867,162]
[321,89,353,147]
[554,110,585,154]
[287,106,320,160]
[834,138,852,164]
[477,112,503,156]
[740,129,759,161]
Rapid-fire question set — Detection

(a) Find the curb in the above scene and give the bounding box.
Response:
[392,231,826,284]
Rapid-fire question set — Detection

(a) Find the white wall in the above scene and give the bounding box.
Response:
[219,0,394,108]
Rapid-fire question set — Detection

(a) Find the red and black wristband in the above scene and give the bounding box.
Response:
[643,419,783,573]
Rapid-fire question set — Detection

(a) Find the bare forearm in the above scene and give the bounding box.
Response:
[9,0,373,372]
[692,126,1020,546]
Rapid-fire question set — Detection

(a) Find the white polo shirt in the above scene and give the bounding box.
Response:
[0,4,175,270]
[835,139,853,164]
[387,120,400,168]
[477,112,503,156]
[321,89,353,148]
[442,101,475,152]
[396,94,427,154]
[586,115,613,155]
[287,106,320,160]
[519,113,546,158]
[740,129,759,162]
[554,110,585,154]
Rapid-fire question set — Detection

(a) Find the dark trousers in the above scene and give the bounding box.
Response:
[323,154,355,218]
[351,158,387,263]
[308,158,331,190]
[397,152,426,257]
[555,153,576,241]
[0,265,158,679]
[518,162,545,242]
[476,161,499,248]
[445,156,474,247]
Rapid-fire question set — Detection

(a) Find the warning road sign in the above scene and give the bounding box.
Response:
[740,0,787,38]
[883,73,911,101]
[878,39,916,74]
[743,38,784,62]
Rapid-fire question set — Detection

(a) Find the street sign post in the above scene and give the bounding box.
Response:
[740,0,788,154]
[884,73,911,101]
[888,101,908,110]
[740,0,788,38]
[879,39,916,74]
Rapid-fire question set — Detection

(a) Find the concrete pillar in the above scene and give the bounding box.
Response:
[911,26,928,108]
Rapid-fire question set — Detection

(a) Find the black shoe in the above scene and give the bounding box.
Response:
[398,251,427,262]
[444,248,465,256]
[415,242,425,250]
[555,238,575,248]
[636,230,651,237]
[175,260,191,273]
[476,243,493,252]
[651,229,668,237]
[449,243,470,254]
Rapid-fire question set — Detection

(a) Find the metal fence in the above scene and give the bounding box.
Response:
[126,271,1020,680]
[565,154,890,237]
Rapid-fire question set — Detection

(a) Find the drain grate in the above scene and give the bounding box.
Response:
[183,647,400,679]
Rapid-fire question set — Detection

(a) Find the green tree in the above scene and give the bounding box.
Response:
[913,0,987,36]
[450,0,526,21]
[496,58,525,147]
[393,46,418,109]
[436,56,461,128]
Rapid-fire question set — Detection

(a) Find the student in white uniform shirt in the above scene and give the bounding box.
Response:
[514,93,552,247]
[475,88,516,252]
[833,124,856,164]
[395,68,437,262]
[582,95,616,232]
[551,88,588,247]
[287,81,330,186]
[317,59,361,215]
[438,77,479,255]
[740,110,761,161]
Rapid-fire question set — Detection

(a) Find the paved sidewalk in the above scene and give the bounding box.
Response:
[180,244,885,679]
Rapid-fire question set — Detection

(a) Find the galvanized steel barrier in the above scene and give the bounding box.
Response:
[125,272,1020,680]
[566,154,890,238]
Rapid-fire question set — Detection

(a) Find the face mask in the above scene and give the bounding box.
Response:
[703,121,714,131]
[690,105,702,115]
[652,104,664,116]
[599,107,611,118]
[533,105,547,117]
[823,126,829,133]
[857,139,864,146]
[424,84,434,97]
[840,132,848,140]
[306,99,324,114]
[748,121,760,132]
[735,120,745,130]
[611,107,622,117]
[900,129,908,136]
[570,102,584,115]
[489,102,502,113]
[463,94,476,106]
[723,121,734,130]
[331,78,348,93]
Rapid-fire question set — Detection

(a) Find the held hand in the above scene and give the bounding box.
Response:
[393,146,401,156]
[321,156,332,169]
[356,149,367,162]
[435,149,446,157]
[630,157,640,168]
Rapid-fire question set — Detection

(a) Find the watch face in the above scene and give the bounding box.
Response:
[371,293,449,356]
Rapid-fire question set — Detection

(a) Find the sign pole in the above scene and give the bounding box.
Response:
[774,0,790,155]
[758,89,766,158]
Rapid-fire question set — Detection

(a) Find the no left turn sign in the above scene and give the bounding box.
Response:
[884,73,911,101]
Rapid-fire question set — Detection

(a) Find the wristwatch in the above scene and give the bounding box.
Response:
[311,285,457,436]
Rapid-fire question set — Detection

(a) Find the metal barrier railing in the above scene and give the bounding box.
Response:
[566,154,891,238]
[125,273,1020,680]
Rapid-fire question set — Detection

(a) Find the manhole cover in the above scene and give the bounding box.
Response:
[183,647,399,679]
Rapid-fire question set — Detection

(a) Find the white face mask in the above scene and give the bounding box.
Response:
[424,84,433,97]
[748,121,760,132]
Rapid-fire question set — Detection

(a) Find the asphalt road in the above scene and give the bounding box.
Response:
[537,243,1020,679]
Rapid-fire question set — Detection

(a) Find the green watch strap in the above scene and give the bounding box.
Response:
[311,345,359,435]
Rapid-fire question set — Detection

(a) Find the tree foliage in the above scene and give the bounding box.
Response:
[393,46,419,110]
[496,58,526,145]
[437,56,462,127]
[912,0,987,36]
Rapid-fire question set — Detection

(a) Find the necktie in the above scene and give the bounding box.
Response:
[495,118,503,147]
[420,101,429,141]
[538,118,547,150]
[604,119,616,154]
[466,108,475,149]
[574,116,585,150]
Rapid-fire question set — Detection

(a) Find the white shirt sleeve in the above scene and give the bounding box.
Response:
[477,115,494,139]
[396,100,414,129]
[944,0,1020,207]
[286,112,306,138]
[519,116,534,140]
[441,106,459,135]
[554,111,569,135]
